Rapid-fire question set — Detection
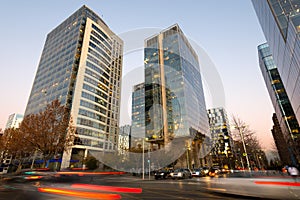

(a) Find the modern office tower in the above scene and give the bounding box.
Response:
[118,125,131,154]
[271,113,291,165]
[5,113,23,129]
[131,83,146,148]
[24,5,123,168]
[258,43,300,165]
[207,108,234,167]
[144,24,210,167]
[252,0,300,125]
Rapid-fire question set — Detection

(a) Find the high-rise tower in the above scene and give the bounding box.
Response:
[24,5,123,168]
[258,43,300,165]
[252,0,300,126]
[207,107,234,167]
[144,24,209,160]
[131,83,146,148]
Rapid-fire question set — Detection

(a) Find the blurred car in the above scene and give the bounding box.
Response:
[208,167,220,177]
[154,169,172,180]
[171,169,192,179]
[2,170,49,183]
[202,167,210,176]
[219,168,230,174]
[184,168,193,178]
[192,168,206,177]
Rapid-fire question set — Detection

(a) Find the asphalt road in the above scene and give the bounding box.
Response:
[1,173,298,199]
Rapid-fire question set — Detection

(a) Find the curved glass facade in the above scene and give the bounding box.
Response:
[144,24,209,144]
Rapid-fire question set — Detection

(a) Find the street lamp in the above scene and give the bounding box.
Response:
[142,139,144,180]
[235,125,251,172]
[186,141,191,169]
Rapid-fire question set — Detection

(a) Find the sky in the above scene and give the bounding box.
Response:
[0,1,275,149]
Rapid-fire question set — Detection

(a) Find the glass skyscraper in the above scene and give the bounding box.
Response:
[252,0,300,126]
[118,125,131,155]
[271,113,291,165]
[131,83,146,148]
[258,43,300,165]
[24,5,123,168]
[207,107,234,167]
[144,24,209,148]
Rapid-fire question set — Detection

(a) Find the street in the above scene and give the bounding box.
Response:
[1,173,300,199]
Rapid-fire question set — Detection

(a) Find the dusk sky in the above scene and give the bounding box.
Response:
[0,1,274,149]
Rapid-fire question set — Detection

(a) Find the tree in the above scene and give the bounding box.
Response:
[85,155,98,170]
[232,116,264,170]
[0,128,32,171]
[232,116,262,150]
[18,100,75,168]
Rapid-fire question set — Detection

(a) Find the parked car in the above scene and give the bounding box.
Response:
[154,169,172,179]
[171,168,192,179]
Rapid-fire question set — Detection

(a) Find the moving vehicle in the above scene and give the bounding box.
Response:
[208,167,221,177]
[171,169,192,179]
[192,168,206,177]
[154,169,172,179]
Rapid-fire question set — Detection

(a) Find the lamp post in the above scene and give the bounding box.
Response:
[186,141,191,169]
[30,150,37,169]
[148,146,151,180]
[142,139,144,180]
[236,126,251,172]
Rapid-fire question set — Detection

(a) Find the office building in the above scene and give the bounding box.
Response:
[252,0,300,126]
[5,113,23,129]
[207,107,234,167]
[271,113,291,165]
[118,125,131,154]
[258,43,300,165]
[144,24,210,167]
[24,5,123,168]
[131,83,146,148]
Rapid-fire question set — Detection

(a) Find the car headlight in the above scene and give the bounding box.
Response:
[160,173,164,175]
[178,172,182,176]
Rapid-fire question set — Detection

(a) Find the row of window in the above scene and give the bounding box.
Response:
[84,75,108,93]
[88,47,110,66]
[76,127,106,139]
[80,99,106,115]
[85,68,109,86]
[90,31,111,53]
[91,24,111,44]
[41,38,78,70]
[86,61,109,80]
[89,41,111,62]
[77,117,105,130]
[82,91,107,107]
[74,137,104,148]
[83,83,108,100]
[79,108,106,123]
[87,53,110,73]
